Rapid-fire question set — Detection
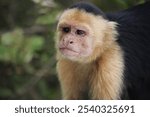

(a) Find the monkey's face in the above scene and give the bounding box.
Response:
[56,9,117,62]
[57,23,93,61]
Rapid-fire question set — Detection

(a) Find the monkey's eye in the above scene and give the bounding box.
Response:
[62,27,70,33]
[76,30,86,36]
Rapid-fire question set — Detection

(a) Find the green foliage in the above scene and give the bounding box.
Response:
[92,0,145,11]
[36,11,59,25]
[0,0,59,99]
[0,29,44,64]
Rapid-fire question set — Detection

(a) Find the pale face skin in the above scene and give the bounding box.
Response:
[57,23,93,61]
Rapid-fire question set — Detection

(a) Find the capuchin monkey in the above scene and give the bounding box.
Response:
[56,2,150,99]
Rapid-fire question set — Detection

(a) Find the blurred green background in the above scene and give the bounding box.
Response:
[0,0,146,99]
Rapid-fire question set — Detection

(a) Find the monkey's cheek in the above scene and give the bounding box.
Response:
[81,48,93,57]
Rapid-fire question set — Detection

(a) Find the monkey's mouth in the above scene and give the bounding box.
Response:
[59,47,80,57]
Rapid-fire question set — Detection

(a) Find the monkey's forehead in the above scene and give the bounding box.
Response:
[59,9,90,24]
[58,8,105,25]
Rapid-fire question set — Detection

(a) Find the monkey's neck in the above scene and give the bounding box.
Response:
[89,42,124,99]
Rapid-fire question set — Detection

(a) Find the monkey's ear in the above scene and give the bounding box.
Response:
[106,21,118,41]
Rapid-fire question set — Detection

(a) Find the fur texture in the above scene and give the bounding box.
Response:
[56,2,150,99]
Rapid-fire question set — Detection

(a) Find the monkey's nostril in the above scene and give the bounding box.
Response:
[70,41,74,44]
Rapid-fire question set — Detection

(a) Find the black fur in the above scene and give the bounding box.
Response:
[69,2,107,19]
[70,2,150,99]
[107,2,150,99]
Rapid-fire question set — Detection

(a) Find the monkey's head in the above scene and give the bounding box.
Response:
[56,2,117,63]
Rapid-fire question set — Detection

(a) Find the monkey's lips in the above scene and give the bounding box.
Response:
[59,47,80,57]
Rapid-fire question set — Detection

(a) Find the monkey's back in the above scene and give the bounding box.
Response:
[107,2,150,99]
